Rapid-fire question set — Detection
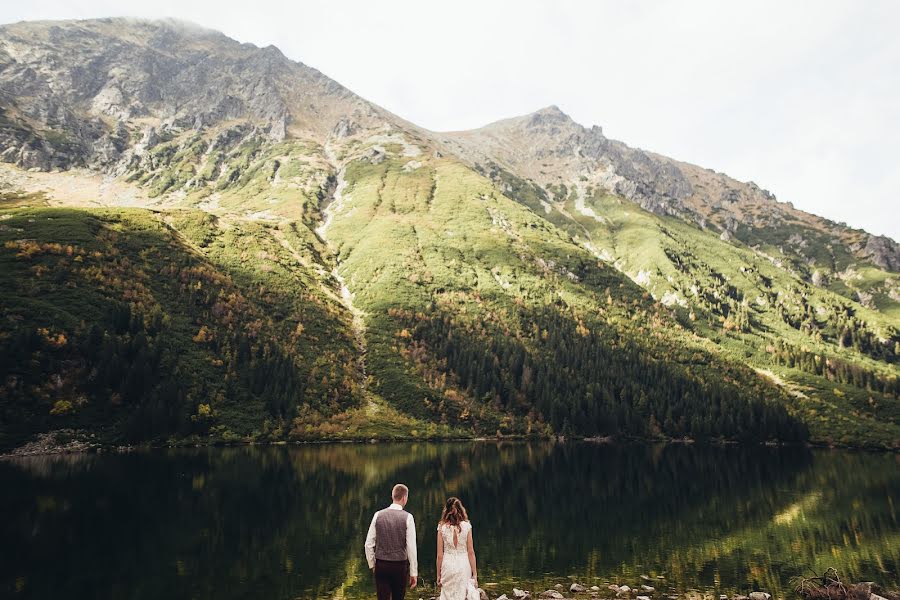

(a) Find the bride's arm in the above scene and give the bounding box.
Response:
[436,527,444,586]
[466,525,477,587]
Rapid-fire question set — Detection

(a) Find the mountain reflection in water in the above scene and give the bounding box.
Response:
[1,442,897,600]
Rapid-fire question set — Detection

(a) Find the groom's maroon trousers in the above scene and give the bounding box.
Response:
[374,559,409,600]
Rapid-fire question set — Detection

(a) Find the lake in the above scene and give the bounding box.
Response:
[0,442,897,599]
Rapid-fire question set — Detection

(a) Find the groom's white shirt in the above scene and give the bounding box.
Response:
[364,503,418,577]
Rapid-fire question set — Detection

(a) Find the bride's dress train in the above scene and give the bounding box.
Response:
[438,521,478,600]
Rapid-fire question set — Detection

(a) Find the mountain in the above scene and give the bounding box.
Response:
[440,105,900,292]
[0,18,897,451]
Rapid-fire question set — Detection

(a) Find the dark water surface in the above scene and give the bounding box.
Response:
[1,442,897,599]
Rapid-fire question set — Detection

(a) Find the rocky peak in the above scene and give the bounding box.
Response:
[525,105,575,128]
[443,105,692,218]
[0,17,390,172]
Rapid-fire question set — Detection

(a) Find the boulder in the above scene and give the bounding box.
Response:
[641,576,652,582]
[514,589,530,599]
[638,596,651,600]
[555,585,564,590]
[610,586,622,593]
[749,593,771,600]
[478,590,488,600]
[541,591,564,599]
[497,595,509,600]
[619,586,632,594]
[591,587,601,592]
[641,586,655,593]
[571,584,587,593]
[732,596,749,600]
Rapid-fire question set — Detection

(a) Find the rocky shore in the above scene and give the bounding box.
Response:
[416,576,899,600]
[2,429,98,457]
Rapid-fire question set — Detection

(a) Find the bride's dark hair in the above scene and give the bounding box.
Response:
[439,496,469,529]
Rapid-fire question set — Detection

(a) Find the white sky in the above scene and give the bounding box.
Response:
[3,0,899,239]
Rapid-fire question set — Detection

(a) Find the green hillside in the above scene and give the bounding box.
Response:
[325,156,806,441]
[0,204,443,449]
[0,159,798,448]
[489,174,900,447]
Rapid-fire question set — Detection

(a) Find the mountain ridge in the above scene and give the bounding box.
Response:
[440,103,900,269]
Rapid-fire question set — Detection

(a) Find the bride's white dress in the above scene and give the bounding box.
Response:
[438,521,479,600]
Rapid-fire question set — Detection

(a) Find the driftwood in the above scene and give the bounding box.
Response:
[792,568,899,600]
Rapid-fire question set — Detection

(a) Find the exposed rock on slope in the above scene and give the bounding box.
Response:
[439,106,899,277]
[439,106,696,218]
[0,18,389,172]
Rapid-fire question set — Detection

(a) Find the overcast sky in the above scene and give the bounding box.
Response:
[3,1,898,239]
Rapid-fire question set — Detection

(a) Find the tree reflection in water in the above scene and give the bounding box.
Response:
[0,443,897,599]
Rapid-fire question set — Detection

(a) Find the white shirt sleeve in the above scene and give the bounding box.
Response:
[407,512,418,577]
[364,511,378,569]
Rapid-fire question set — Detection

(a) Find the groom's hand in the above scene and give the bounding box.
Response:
[409,576,417,589]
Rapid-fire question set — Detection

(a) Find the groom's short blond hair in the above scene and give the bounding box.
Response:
[392,483,408,501]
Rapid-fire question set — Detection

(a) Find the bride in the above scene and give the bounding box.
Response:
[436,497,479,600]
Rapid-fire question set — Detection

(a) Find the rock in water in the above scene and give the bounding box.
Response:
[571,584,587,593]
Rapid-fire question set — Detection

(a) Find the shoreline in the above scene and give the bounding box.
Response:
[2,428,897,459]
[414,576,900,600]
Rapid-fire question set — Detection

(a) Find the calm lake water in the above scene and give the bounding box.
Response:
[0,442,897,600]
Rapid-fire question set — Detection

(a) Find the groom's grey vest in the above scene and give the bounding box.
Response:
[374,508,409,562]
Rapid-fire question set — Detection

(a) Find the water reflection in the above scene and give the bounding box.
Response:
[0,443,897,599]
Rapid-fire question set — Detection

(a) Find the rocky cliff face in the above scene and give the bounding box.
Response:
[439,106,696,219]
[0,18,388,173]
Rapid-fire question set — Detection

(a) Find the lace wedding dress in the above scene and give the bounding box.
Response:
[438,521,479,600]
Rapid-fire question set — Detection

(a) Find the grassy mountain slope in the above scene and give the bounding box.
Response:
[318,151,807,441]
[0,200,445,449]
[442,106,900,316]
[442,112,899,448]
[566,188,898,445]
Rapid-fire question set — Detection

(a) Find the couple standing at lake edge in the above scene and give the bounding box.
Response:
[365,484,479,600]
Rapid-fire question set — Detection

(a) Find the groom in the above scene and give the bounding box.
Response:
[365,483,418,600]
